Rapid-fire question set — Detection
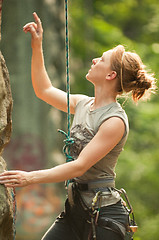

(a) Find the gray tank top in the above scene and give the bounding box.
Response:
[70,97,129,207]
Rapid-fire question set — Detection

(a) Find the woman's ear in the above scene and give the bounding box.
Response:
[106,71,117,81]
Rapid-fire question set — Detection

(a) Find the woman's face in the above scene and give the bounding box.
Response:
[86,50,113,84]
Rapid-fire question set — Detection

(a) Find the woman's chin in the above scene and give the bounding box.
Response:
[86,72,91,81]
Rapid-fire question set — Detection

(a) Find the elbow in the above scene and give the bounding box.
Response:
[32,85,42,98]
[34,90,45,101]
[35,91,42,100]
[34,90,41,99]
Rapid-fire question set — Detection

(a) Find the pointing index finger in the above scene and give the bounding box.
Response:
[33,12,42,28]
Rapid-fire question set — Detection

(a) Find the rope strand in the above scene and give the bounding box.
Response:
[65,0,71,139]
[58,0,74,166]
[11,188,16,240]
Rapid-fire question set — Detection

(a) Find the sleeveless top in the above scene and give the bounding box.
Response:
[70,97,129,208]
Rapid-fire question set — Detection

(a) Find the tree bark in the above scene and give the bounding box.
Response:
[0,0,15,239]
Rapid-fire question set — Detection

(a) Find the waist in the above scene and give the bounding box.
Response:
[75,177,115,191]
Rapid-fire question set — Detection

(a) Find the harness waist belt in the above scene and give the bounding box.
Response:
[75,178,115,191]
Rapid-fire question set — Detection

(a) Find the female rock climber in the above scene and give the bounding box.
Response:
[0,12,156,240]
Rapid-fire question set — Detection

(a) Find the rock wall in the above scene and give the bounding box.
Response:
[0,0,15,239]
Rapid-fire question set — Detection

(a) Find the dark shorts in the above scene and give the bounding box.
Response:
[41,196,129,240]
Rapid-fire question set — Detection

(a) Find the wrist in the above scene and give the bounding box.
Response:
[27,171,36,185]
[27,170,46,185]
[32,43,43,53]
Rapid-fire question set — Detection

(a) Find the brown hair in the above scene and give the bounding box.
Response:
[110,45,157,102]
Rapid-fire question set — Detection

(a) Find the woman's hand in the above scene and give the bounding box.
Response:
[23,12,43,49]
[0,170,32,188]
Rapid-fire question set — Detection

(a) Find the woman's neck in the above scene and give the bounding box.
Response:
[90,84,117,111]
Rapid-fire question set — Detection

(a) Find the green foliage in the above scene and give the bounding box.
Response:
[69,0,159,239]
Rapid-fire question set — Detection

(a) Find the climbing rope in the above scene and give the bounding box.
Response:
[11,188,16,240]
[58,0,74,163]
[65,0,71,139]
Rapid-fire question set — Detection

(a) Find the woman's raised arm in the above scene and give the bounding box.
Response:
[23,12,86,114]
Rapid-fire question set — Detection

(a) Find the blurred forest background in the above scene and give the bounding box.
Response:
[1,0,159,239]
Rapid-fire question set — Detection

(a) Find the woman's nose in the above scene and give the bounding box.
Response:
[92,58,98,65]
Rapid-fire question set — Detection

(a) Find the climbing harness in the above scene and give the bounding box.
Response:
[66,180,138,240]
[92,188,138,240]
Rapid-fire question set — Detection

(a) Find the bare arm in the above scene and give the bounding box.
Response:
[0,117,125,187]
[23,12,86,114]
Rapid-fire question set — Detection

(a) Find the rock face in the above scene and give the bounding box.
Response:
[0,0,15,239]
[0,52,13,154]
[0,52,14,240]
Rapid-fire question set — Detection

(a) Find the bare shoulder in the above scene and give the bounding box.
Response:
[99,117,125,138]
